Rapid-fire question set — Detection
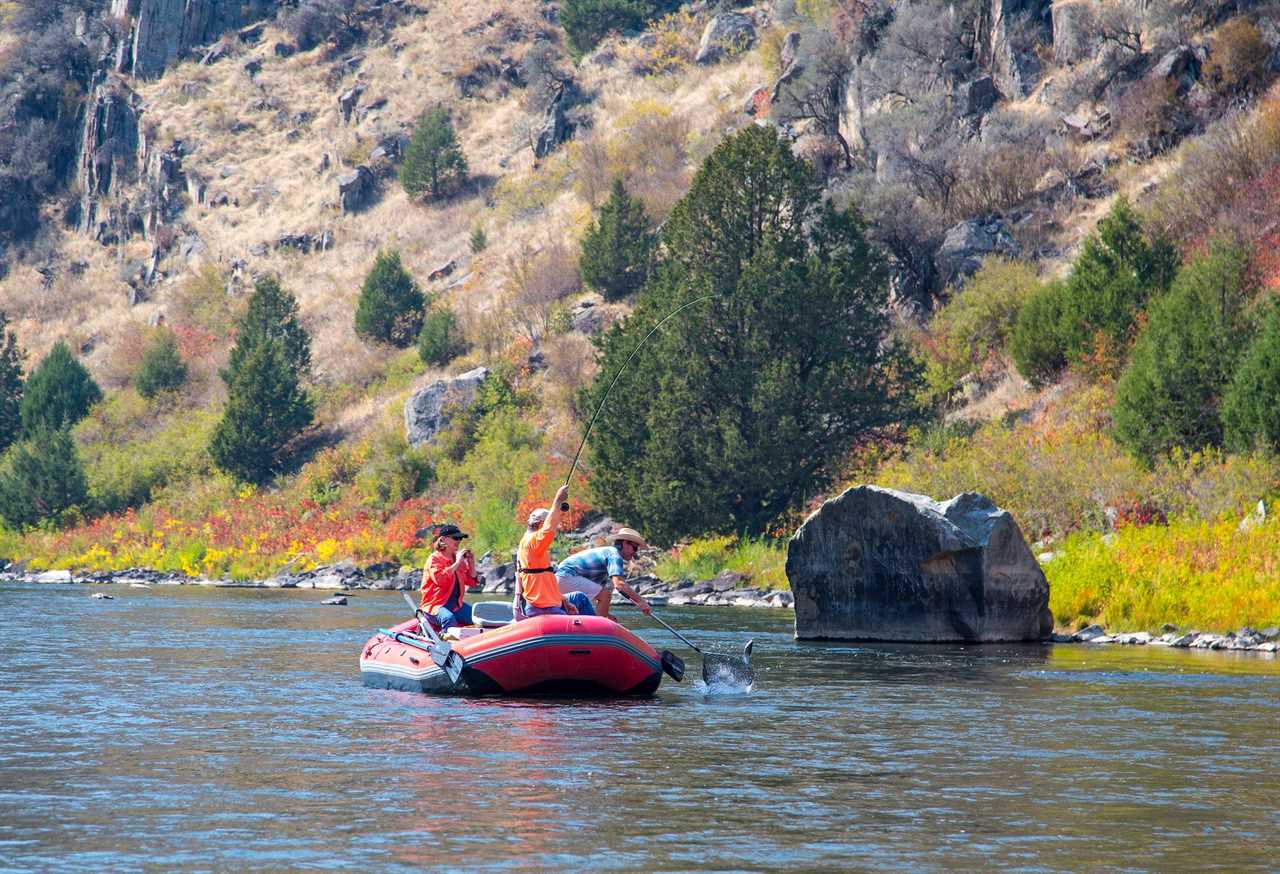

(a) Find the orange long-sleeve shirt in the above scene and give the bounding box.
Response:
[420,551,477,612]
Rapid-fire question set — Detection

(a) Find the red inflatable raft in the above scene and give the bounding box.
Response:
[360,613,679,697]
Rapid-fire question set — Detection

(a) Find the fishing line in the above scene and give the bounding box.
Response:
[559,294,713,508]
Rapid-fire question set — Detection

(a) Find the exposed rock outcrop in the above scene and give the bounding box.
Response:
[786,486,1052,642]
[695,13,755,65]
[533,84,570,159]
[337,165,375,213]
[76,79,143,239]
[404,367,489,446]
[978,0,1049,98]
[123,0,228,77]
[934,217,1019,288]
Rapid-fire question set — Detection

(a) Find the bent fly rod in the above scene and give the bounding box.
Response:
[558,294,713,510]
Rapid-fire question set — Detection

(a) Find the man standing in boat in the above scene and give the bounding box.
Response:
[555,528,653,619]
[420,523,478,630]
[515,484,595,619]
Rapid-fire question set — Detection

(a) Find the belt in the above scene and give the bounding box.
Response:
[518,567,553,574]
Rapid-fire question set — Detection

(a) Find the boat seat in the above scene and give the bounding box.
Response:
[444,626,483,640]
[472,600,515,628]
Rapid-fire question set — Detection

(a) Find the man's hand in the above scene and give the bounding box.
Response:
[636,597,652,616]
[563,598,578,615]
[553,484,570,510]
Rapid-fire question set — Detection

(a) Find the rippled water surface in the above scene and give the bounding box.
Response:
[2,582,1278,872]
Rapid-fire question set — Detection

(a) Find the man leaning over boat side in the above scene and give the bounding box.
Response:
[514,484,595,620]
[555,527,653,619]
[420,523,478,631]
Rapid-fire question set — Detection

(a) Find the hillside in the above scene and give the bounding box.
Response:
[1,0,1279,630]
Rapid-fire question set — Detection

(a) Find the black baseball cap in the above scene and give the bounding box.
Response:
[436,524,468,540]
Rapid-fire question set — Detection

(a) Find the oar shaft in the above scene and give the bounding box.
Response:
[648,613,703,654]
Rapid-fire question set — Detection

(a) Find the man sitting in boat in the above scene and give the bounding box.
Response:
[420,523,478,630]
[515,484,595,620]
[555,527,653,619]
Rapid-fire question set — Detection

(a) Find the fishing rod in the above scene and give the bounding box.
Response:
[558,294,714,510]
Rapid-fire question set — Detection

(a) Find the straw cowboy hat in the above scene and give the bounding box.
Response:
[609,527,649,549]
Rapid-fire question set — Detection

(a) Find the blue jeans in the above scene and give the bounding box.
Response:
[433,601,473,630]
[516,591,594,620]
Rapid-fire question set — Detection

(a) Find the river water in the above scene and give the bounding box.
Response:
[1,582,1278,872]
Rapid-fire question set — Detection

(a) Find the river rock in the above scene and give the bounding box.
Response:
[35,570,74,583]
[404,367,489,447]
[786,486,1052,642]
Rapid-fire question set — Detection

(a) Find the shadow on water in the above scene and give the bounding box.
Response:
[2,584,1279,872]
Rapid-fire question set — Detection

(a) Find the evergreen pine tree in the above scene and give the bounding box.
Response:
[354,250,426,346]
[19,340,102,434]
[0,426,89,529]
[231,276,312,377]
[583,125,919,543]
[209,278,314,484]
[134,330,188,398]
[579,177,655,301]
[1222,299,1280,452]
[400,107,468,199]
[0,311,24,454]
[1113,240,1253,466]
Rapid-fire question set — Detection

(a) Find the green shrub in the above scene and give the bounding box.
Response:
[401,107,468,199]
[417,306,467,366]
[134,330,188,398]
[1010,198,1177,384]
[1046,517,1280,632]
[876,380,1280,539]
[354,250,426,347]
[19,341,102,434]
[470,224,488,253]
[436,407,546,554]
[0,427,88,529]
[0,310,24,454]
[1205,17,1272,95]
[82,409,218,513]
[653,534,789,590]
[1114,240,1253,466]
[920,258,1042,402]
[561,0,653,57]
[1222,300,1280,451]
[354,425,434,509]
[579,177,655,301]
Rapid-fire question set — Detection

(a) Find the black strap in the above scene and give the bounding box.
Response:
[518,567,554,574]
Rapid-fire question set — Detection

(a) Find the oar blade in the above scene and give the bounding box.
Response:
[438,647,465,684]
[660,649,685,682]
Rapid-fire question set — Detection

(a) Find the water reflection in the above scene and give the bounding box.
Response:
[2,584,1279,872]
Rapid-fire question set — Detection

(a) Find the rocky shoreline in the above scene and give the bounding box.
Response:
[0,562,797,610]
[1052,623,1280,653]
[6,565,1276,654]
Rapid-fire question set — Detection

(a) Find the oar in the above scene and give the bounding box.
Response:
[647,612,754,687]
[401,592,465,685]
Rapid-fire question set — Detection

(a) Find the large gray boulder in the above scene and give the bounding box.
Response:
[934,217,1019,289]
[786,486,1052,642]
[337,166,375,213]
[695,13,755,64]
[404,367,489,447]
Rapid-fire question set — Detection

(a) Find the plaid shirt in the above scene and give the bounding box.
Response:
[555,546,625,585]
